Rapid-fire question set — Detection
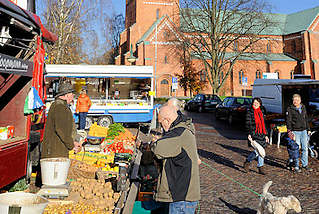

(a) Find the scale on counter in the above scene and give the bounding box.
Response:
[37,183,69,199]
[84,143,101,152]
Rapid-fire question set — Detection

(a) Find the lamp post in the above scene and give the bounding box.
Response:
[127,44,137,64]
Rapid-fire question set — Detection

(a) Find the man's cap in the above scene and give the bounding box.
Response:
[55,82,75,98]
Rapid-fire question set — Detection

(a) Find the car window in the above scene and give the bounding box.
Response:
[244,98,252,105]
[223,98,232,107]
[236,98,245,105]
[227,98,235,106]
[222,98,228,106]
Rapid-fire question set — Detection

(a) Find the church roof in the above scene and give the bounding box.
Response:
[137,15,167,44]
[180,6,319,36]
[191,52,297,62]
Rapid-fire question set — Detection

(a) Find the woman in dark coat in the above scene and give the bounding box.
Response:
[243,97,269,175]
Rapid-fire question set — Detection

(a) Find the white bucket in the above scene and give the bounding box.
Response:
[0,192,48,214]
[40,158,70,186]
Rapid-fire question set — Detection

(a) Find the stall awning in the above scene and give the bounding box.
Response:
[45,65,154,78]
[0,0,58,43]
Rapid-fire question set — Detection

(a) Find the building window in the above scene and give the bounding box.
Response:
[266,42,271,54]
[290,70,294,79]
[234,41,238,52]
[161,79,168,84]
[164,56,168,64]
[292,40,296,52]
[156,9,160,20]
[256,70,262,79]
[239,70,243,84]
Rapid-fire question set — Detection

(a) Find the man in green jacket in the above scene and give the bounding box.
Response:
[151,105,200,214]
[41,82,82,158]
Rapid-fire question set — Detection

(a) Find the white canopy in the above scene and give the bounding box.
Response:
[45,64,153,78]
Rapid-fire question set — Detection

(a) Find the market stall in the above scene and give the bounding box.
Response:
[40,123,142,214]
[44,65,155,128]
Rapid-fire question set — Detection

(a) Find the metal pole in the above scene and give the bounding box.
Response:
[154,23,157,97]
[28,0,36,13]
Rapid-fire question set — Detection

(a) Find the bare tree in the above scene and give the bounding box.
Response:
[37,0,113,64]
[43,0,85,64]
[105,14,125,64]
[177,0,275,94]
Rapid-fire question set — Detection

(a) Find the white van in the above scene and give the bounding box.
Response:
[252,79,319,115]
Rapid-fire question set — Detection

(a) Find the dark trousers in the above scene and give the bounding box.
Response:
[78,112,88,130]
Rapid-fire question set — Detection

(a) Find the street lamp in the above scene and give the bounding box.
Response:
[127,44,137,64]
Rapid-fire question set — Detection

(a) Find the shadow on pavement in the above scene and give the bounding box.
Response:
[216,143,286,170]
[198,148,246,173]
[216,143,251,157]
[184,111,247,140]
[219,198,257,214]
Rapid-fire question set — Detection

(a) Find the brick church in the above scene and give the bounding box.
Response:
[115,1,319,97]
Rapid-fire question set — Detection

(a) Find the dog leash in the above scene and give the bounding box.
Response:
[201,161,263,197]
[195,161,263,214]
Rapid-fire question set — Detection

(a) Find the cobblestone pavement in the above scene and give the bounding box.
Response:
[184,111,319,214]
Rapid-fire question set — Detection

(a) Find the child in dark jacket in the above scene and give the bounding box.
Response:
[286,131,300,172]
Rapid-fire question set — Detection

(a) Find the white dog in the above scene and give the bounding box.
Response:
[257,181,302,214]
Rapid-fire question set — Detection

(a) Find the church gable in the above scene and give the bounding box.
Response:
[137,15,183,45]
[309,15,319,32]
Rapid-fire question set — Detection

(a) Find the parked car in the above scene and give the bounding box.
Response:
[215,97,252,124]
[185,94,222,112]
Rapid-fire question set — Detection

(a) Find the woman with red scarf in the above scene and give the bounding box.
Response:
[243,97,269,175]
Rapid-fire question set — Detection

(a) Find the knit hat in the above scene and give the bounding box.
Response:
[55,82,74,98]
[288,131,295,140]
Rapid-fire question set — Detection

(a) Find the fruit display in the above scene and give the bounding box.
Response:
[88,122,109,137]
[69,151,114,166]
[101,140,134,154]
[50,124,138,212]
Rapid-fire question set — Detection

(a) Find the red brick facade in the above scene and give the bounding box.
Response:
[116,2,319,97]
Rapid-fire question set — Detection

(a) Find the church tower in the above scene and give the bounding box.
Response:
[125,0,179,34]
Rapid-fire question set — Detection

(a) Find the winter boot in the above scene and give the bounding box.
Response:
[243,161,251,173]
[258,166,266,175]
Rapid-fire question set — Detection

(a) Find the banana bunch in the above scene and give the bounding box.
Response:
[101,165,119,173]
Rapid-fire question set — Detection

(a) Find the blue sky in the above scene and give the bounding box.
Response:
[267,0,319,14]
[112,0,319,16]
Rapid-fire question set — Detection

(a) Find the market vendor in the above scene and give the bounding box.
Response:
[41,81,82,158]
[151,105,200,213]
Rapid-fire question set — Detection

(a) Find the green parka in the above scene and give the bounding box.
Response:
[41,98,77,158]
[151,114,200,202]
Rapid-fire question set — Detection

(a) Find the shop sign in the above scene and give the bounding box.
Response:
[172,77,178,90]
[0,53,33,77]
[263,72,278,79]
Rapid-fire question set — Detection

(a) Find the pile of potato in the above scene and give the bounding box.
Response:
[70,178,121,211]
[76,161,98,173]
[44,178,121,214]
[44,202,109,214]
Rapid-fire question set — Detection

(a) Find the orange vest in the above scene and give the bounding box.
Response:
[76,94,92,112]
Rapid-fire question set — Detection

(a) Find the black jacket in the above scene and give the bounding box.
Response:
[246,106,268,147]
[286,104,309,131]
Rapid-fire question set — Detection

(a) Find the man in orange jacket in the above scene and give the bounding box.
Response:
[76,88,92,130]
